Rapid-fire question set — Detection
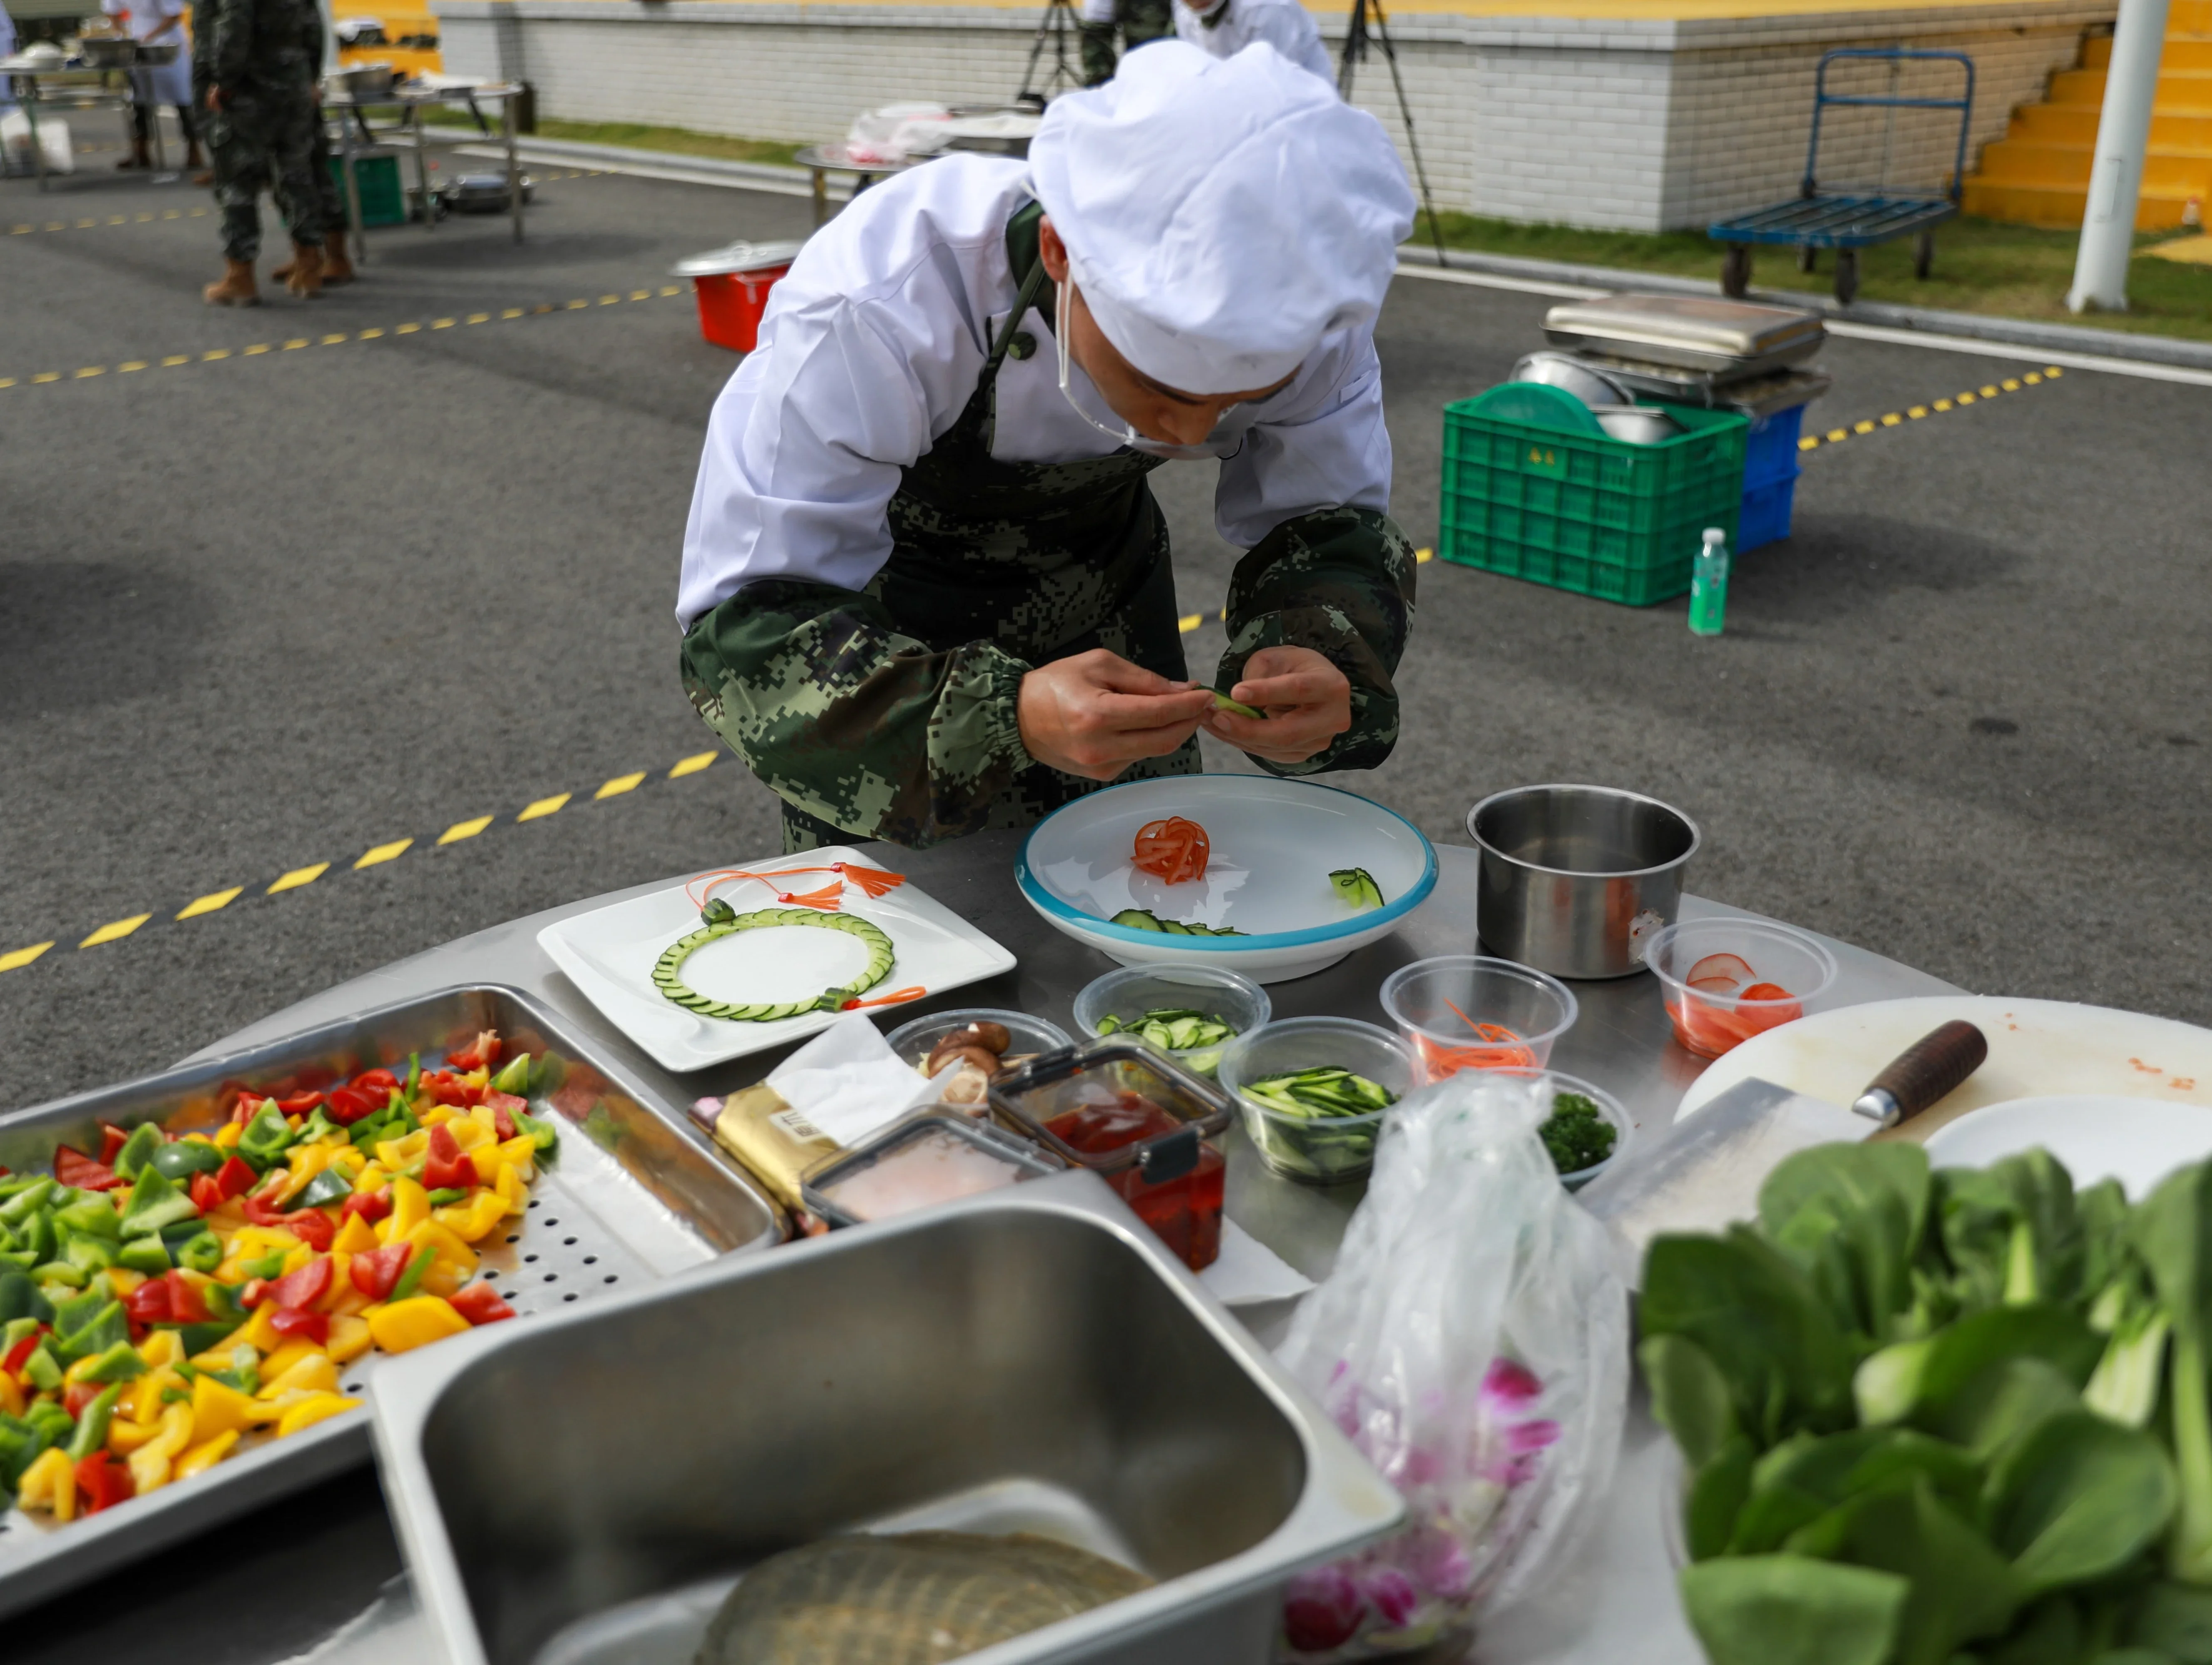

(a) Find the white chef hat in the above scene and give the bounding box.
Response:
[1028,40,1415,395]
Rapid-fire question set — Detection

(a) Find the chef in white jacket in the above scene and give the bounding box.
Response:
[1173,0,1333,87]
[676,42,1418,852]
[102,0,202,170]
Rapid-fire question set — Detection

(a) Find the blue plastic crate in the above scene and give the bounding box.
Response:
[1737,474,1797,552]
[1743,402,1806,491]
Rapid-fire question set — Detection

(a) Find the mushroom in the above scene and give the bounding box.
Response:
[925,1040,1003,1079]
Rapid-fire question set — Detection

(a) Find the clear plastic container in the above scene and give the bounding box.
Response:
[1379,955,1580,1083]
[1645,918,1837,1060]
[988,1039,1235,1270]
[1218,1017,1417,1186]
[1484,1067,1635,1190]
[802,1113,1061,1228]
[882,1008,1074,1113]
[1070,965,1272,1080]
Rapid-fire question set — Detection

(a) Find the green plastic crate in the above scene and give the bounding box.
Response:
[328,151,406,228]
[1439,383,1750,606]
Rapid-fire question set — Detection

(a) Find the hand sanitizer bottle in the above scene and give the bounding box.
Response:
[1688,527,1729,636]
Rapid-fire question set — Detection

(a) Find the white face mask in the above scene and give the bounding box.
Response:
[1053,278,1262,462]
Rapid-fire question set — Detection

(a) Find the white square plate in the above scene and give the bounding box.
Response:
[538,849,1018,1073]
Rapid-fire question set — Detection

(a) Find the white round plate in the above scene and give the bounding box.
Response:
[1924,1095,2212,1199]
[1016,775,1437,984]
[1676,995,2212,1141]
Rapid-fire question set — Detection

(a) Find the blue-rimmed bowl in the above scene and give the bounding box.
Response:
[1015,775,1438,983]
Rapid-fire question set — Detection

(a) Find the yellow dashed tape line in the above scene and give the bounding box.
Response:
[0,748,748,974]
[0,282,693,391]
[1800,367,2061,455]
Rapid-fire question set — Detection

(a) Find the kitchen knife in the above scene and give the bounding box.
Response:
[1579,1019,1988,1265]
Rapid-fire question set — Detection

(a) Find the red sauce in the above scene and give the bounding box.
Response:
[1044,1093,1224,1272]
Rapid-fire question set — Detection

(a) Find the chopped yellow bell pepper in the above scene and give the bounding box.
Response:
[257,1352,339,1402]
[140,1329,184,1369]
[406,1218,479,1275]
[127,1365,185,1426]
[233,1225,304,1256]
[279,1244,315,1276]
[433,1190,510,1244]
[420,1258,467,1300]
[231,1302,288,1356]
[214,1120,244,1149]
[328,1282,375,1320]
[352,1160,390,1195]
[327,1313,374,1365]
[490,1133,538,1172]
[0,1371,22,1418]
[275,1392,362,1438]
[190,1372,267,1443]
[268,1144,333,1206]
[63,1351,112,1387]
[127,1402,196,1494]
[367,1295,471,1353]
[105,1266,147,1296]
[418,1104,454,1128]
[494,1161,528,1217]
[377,1131,432,1173]
[332,1212,380,1255]
[387,1176,431,1241]
[258,1338,322,1383]
[446,1116,493,1154]
[174,1428,239,1480]
[18,1447,77,1520]
[107,1416,160,1454]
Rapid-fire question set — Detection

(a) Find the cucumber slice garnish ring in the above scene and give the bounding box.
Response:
[653,906,896,1024]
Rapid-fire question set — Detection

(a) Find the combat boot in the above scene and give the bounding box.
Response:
[203,259,259,307]
[283,241,324,298]
[319,234,354,286]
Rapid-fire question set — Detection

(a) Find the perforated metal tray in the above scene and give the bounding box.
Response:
[0,985,784,1619]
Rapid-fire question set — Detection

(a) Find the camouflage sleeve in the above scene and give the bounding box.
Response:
[679,578,1034,849]
[1215,505,1418,776]
[206,0,253,88]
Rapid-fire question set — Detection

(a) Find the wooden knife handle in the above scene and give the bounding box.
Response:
[1854,1020,1988,1128]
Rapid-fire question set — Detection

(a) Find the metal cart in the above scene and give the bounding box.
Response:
[1709,47,1976,305]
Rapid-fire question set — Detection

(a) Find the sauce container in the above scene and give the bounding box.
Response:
[803,1114,1061,1228]
[988,1040,1235,1271]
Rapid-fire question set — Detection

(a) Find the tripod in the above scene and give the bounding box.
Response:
[1017,0,1086,107]
[1337,0,1447,264]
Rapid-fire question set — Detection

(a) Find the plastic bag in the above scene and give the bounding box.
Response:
[1,107,73,175]
[1274,1072,1629,1659]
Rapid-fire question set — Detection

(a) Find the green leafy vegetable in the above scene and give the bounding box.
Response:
[1538,1091,1616,1177]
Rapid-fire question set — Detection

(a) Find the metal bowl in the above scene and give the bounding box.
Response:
[77,35,137,67]
[1466,785,1700,979]
[1590,404,1686,444]
[327,63,395,98]
[1509,350,1632,411]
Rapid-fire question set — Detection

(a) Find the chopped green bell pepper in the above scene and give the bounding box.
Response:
[296,1170,353,1210]
[118,1166,201,1236]
[111,1123,165,1180]
[489,1052,534,1095]
[236,1250,286,1282]
[149,1140,225,1182]
[403,1052,422,1097]
[237,1103,297,1169]
[116,1236,172,1275]
[296,1108,346,1145]
[0,1179,55,1228]
[389,1244,436,1303]
[176,1232,224,1275]
[31,1261,86,1290]
[157,1215,210,1247]
[21,1345,62,1392]
[3,1315,43,1351]
[77,1341,146,1383]
[52,1298,128,1363]
[0,1272,52,1327]
[62,1236,117,1274]
[511,1108,559,1156]
[0,1412,45,1491]
[18,1210,55,1266]
[25,1399,75,1446]
[200,1282,246,1326]
[53,1198,120,1240]
[424,1187,468,1208]
[168,1320,239,1357]
[0,1249,35,1274]
[63,1382,123,1461]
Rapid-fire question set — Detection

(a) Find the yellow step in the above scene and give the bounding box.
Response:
[1973,140,2090,188]
[2084,34,2110,69]
[1961,178,2198,228]
[2050,65,2212,110]
[2010,105,2212,148]
[2075,34,2212,72]
[2174,0,2212,34]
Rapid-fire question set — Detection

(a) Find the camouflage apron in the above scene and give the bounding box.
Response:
[775,216,1198,851]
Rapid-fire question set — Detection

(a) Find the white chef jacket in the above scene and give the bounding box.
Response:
[677,154,1392,633]
[102,0,192,106]
[0,5,15,105]
[1173,0,1334,87]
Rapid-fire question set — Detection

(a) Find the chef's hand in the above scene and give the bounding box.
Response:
[1202,646,1352,766]
[1019,650,1216,782]
[208,84,229,109]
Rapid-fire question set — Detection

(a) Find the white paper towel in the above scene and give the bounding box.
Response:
[766,1014,943,1148]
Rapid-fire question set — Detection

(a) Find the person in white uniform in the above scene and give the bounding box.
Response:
[0,3,15,108]
[677,42,1419,852]
[102,0,204,171]
[1173,0,1333,86]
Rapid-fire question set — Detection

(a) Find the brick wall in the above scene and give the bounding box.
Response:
[436,0,2114,230]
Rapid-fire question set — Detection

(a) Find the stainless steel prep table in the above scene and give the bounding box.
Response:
[6,831,1959,1665]
[322,81,525,266]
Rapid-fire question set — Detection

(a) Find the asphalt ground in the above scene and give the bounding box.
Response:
[2,126,2207,1113]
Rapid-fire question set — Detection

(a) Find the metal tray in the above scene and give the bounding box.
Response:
[1578,356,1834,418]
[1542,293,1825,378]
[0,984,784,1620]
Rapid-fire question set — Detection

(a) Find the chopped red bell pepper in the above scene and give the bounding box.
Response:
[325,1085,380,1126]
[287,1209,334,1252]
[352,1068,400,1093]
[230,1093,270,1125]
[420,1124,476,1193]
[350,1241,414,1302]
[4,1330,47,1376]
[447,1283,516,1326]
[276,1091,325,1116]
[340,1188,392,1224]
[422,1071,483,1109]
[189,1171,225,1214]
[213,1156,258,1200]
[241,1189,290,1228]
[75,1451,133,1514]
[98,1122,131,1165]
[64,1382,104,1420]
[268,1307,329,1344]
[124,1280,172,1324]
[53,1145,123,1193]
[239,1279,268,1310]
[268,1255,332,1312]
[445,1032,501,1071]
[483,1093,524,1143]
[165,1271,209,1325]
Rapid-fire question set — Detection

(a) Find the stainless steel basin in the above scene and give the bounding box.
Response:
[373,1173,1402,1665]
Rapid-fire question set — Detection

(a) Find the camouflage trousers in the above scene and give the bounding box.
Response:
[1079,0,1173,84]
[206,83,323,263]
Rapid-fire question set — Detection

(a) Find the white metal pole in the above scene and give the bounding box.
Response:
[2068,0,2171,312]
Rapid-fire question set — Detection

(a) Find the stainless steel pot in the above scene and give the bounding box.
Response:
[327,63,395,98]
[372,1170,1402,1665]
[77,35,137,67]
[1509,350,1632,411]
[1467,785,1700,979]
[1590,404,1685,444]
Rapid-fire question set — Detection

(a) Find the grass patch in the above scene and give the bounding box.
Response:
[1414,210,2212,345]
[422,112,803,169]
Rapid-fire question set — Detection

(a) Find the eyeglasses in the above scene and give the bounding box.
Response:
[1054,279,1260,462]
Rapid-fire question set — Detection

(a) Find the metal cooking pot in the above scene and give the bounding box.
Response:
[1591,404,1686,444]
[1467,784,1700,979]
[77,35,137,67]
[327,63,395,98]
[1509,350,1632,411]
